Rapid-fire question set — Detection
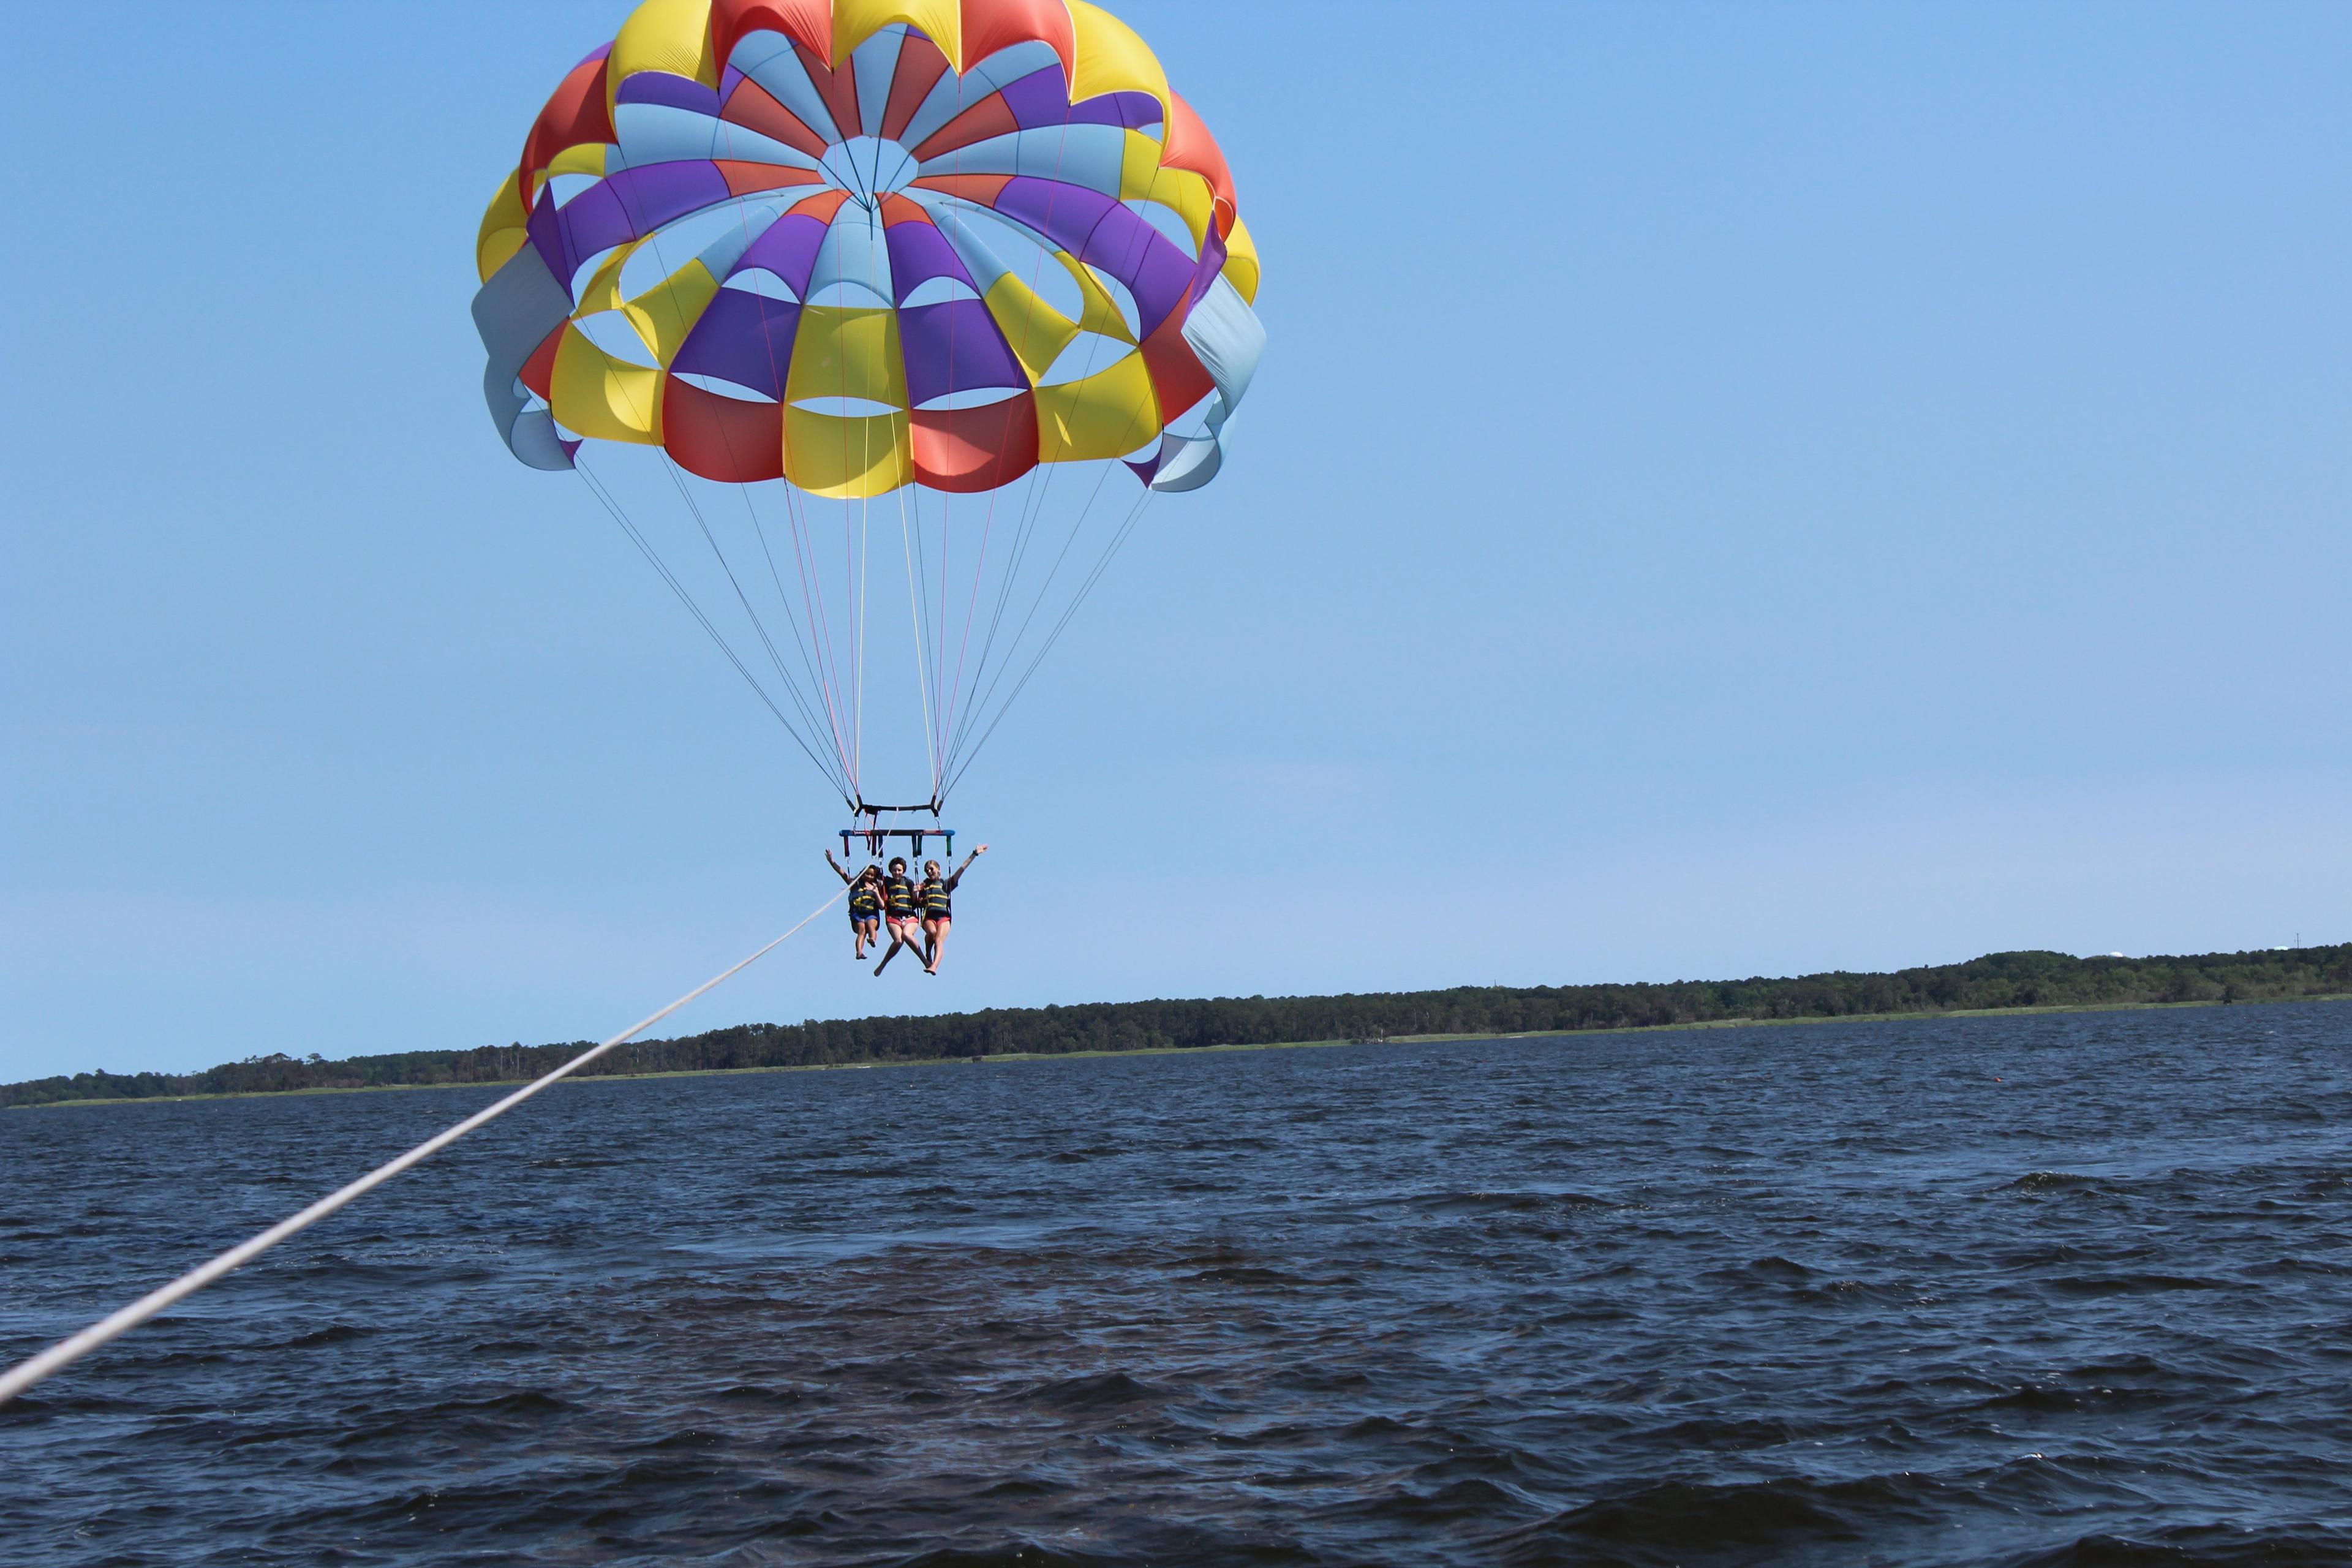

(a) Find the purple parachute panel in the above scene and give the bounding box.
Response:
[673,290,799,401]
[899,298,1026,407]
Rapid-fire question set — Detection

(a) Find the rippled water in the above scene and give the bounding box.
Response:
[6,1002,2352,1566]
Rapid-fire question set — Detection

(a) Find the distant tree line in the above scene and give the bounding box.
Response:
[7,944,2349,1109]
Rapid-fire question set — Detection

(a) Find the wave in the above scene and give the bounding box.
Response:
[1999,1525,2352,1567]
[1490,1472,1951,1566]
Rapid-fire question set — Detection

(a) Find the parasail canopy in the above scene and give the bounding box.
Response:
[472,0,1264,812]
[474,0,1262,497]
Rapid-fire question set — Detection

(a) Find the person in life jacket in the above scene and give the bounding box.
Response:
[825,850,885,959]
[872,856,928,976]
[916,844,989,975]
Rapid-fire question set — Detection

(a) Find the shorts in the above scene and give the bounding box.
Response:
[924,913,951,927]
[850,909,878,927]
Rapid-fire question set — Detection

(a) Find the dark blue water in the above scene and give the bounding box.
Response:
[6,1003,2352,1566]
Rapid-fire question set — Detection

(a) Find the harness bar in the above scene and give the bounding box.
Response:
[839,827,956,860]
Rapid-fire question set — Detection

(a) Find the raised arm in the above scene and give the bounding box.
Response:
[824,848,853,885]
[945,843,989,889]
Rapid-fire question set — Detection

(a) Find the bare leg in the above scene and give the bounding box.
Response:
[923,919,949,973]
[875,921,918,975]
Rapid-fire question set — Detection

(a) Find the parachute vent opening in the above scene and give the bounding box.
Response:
[1037,333,1137,386]
[571,311,663,368]
[899,276,981,308]
[1025,260,1090,327]
[1160,395,1216,440]
[1083,266,1144,338]
[570,246,624,302]
[820,138,919,203]
[722,268,801,303]
[932,205,1088,321]
[547,173,601,207]
[804,281,896,309]
[913,386,1023,412]
[790,395,902,418]
[674,372,778,404]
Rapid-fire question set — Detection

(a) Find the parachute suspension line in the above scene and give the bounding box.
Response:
[672,373,847,771]
[854,491,872,801]
[944,484,1156,800]
[774,476,857,800]
[710,181,860,789]
[560,214,856,805]
[940,417,1052,753]
[938,330,1167,782]
[574,459,851,802]
[741,483,856,790]
[894,484,936,793]
[937,479,1001,778]
[941,444,1111,774]
[660,454,852,788]
[940,110,1088,772]
[850,208,892,807]
[929,300,957,781]
[929,192,965,782]
[942,478,1082,772]
[952,459,1060,763]
[907,487,944,798]
[943,394,1124,768]
[943,171,1144,777]
[941,372,1159,778]
[895,483,941,805]
[941,478,1151,791]
[646,218,851,784]
[0,887,848,1410]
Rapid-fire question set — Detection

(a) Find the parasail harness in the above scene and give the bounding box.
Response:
[840,800,955,863]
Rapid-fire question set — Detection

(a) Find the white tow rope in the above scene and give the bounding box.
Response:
[0,889,843,1408]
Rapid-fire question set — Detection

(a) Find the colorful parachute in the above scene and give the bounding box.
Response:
[472,0,1263,813]
[473,0,1262,497]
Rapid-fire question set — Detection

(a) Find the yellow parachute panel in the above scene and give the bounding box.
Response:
[1036,351,1159,463]
[624,260,722,366]
[1120,134,1215,254]
[549,326,664,443]
[1223,217,1260,305]
[609,0,717,113]
[981,272,1083,385]
[1066,1,1169,121]
[785,408,913,496]
[787,306,909,409]
[477,173,531,284]
[833,0,961,66]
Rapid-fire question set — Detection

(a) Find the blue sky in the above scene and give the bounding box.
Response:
[6,2,2348,1082]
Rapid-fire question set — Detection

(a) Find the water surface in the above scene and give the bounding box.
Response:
[6,1003,2352,1565]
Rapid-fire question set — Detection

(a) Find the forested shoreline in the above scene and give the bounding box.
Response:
[8,944,2348,1109]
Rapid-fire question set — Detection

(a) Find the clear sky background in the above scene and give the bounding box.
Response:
[5,2,2348,1082]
